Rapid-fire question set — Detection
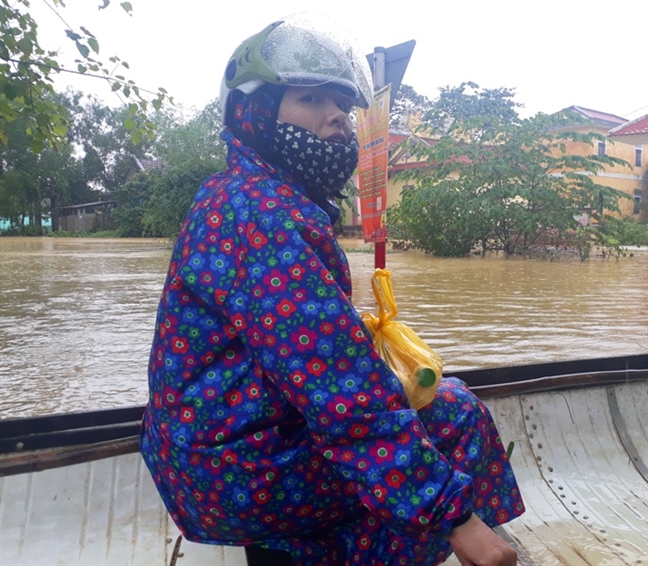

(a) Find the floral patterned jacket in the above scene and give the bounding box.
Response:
[140,130,472,545]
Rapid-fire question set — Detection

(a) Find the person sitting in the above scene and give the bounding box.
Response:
[140,14,524,565]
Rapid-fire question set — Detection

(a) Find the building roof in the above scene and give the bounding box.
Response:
[608,114,648,145]
[58,200,116,212]
[566,105,627,129]
[133,157,166,172]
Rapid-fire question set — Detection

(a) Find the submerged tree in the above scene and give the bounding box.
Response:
[388,82,630,257]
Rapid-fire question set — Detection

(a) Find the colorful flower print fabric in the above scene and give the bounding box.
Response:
[141,130,524,565]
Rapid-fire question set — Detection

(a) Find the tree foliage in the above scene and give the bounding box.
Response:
[389,83,434,132]
[0,88,226,236]
[0,89,149,232]
[0,98,99,232]
[111,100,227,238]
[0,0,171,151]
[388,82,631,257]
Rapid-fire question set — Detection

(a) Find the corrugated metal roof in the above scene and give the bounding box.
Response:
[133,157,167,172]
[568,106,628,128]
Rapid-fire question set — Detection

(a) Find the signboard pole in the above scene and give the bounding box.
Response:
[373,50,387,270]
[357,86,390,264]
[357,41,415,270]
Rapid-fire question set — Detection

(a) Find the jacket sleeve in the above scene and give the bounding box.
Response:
[229,190,472,538]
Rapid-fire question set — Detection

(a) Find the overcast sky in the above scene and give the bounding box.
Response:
[30,0,648,121]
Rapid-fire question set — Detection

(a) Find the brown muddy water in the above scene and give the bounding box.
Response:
[1,237,646,418]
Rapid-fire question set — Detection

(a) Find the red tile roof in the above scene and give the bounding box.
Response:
[608,114,648,137]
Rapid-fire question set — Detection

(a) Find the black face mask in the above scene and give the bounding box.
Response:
[271,122,358,191]
[225,85,359,223]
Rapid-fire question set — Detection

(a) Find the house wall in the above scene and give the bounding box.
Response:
[60,212,97,232]
[552,124,647,220]
[350,122,648,230]
[58,208,113,232]
[382,128,647,221]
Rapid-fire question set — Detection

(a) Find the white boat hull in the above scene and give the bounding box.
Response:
[1,379,646,565]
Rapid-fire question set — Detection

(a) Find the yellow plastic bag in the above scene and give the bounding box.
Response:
[361,268,442,409]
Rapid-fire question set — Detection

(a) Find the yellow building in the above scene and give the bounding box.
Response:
[346,108,647,231]
[551,106,647,221]
[344,133,438,230]
[379,108,647,222]
[608,113,648,221]
[385,132,440,211]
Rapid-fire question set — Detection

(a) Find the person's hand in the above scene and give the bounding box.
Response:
[448,513,517,566]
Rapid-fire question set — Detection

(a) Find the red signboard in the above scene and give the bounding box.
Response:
[357,85,391,243]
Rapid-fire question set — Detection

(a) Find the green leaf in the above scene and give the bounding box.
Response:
[3,83,18,100]
[31,138,44,153]
[65,30,82,41]
[42,57,60,70]
[121,61,130,69]
[98,0,111,9]
[111,81,121,91]
[122,86,130,98]
[36,112,50,128]
[130,128,142,145]
[77,63,87,73]
[88,38,99,54]
[53,123,67,136]
[75,41,90,59]
[124,117,136,130]
[0,41,10,61]
[80,26,96,38]
[128,103,138,114]
[17,37,33,57]
[120,2,133,15]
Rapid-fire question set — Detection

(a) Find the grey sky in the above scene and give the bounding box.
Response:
[31,0,648,120]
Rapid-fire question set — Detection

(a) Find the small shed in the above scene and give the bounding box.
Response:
[56,201,116,232]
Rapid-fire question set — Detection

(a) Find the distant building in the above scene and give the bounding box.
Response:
[555,106,647,221]
[608,114,648,146]
[608,114,648,221]
[358,107,647,227]
[55,201,116,232]
[126,157,167,181]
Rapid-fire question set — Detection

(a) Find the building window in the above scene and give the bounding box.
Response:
[635,146,642,167]
[597,141,606,156]
[634,190,642,215]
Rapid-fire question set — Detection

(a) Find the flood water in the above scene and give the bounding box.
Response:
[1,237,646,418]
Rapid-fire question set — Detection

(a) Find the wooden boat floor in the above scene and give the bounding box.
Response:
[1,380,646,566]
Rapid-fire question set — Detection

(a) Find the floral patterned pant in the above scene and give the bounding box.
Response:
[261,377,525,565]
